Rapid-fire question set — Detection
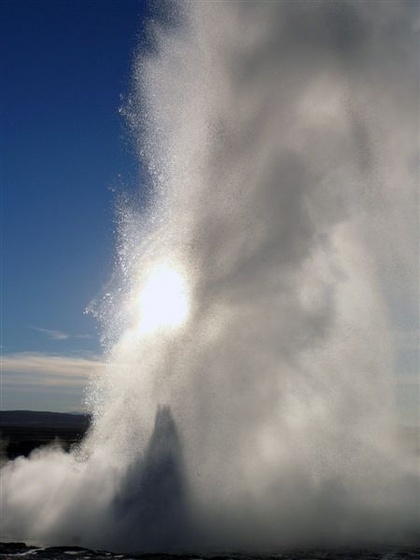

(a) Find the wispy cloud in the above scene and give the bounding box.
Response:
[1,352,104,388]
[27,326,93,341]
[28,326,70,340]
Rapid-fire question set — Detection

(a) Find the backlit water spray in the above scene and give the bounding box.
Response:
[2,1,419,553]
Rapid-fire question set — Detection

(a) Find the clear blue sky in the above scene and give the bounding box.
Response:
[1,0,151,410]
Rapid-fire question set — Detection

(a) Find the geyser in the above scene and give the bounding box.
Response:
[2,0,419,553]
[136,262,190,334]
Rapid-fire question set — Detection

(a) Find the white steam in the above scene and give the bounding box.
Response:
[2,1,419,553]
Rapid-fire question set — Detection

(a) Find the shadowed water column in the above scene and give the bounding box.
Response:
[112,406,190,551]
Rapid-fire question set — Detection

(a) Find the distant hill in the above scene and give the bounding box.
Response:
[0,410,91,460]
[0,410,91,427]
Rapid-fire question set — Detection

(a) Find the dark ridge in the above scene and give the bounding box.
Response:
[0,410,91,427]
[1,542,420,560]
[0,410,91,460]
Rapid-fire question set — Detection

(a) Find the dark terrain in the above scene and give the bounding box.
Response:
[0,410,90,459]
[0,542,419,560]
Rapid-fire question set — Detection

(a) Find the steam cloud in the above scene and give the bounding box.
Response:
[2,1,419,553]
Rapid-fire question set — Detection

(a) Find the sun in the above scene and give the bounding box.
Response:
[136,262,190,334]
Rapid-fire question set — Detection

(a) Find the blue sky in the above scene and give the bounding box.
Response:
[2,0,150,410]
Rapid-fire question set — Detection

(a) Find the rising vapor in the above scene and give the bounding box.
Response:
[2,1,419,553]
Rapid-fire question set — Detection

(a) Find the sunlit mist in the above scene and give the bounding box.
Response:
[136,262,190,334]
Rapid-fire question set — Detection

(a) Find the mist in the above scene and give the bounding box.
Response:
[2,1,419,553]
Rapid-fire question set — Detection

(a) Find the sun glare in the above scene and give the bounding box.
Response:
[136,262,190,334]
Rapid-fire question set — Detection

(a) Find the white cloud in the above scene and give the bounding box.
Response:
[1,352,104,388]
[27,326,93,341]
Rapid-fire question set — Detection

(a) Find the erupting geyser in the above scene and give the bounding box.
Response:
[2,0,419,554]
[136,262,190,334]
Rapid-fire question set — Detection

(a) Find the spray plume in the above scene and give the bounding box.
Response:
[2,1,419,553]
